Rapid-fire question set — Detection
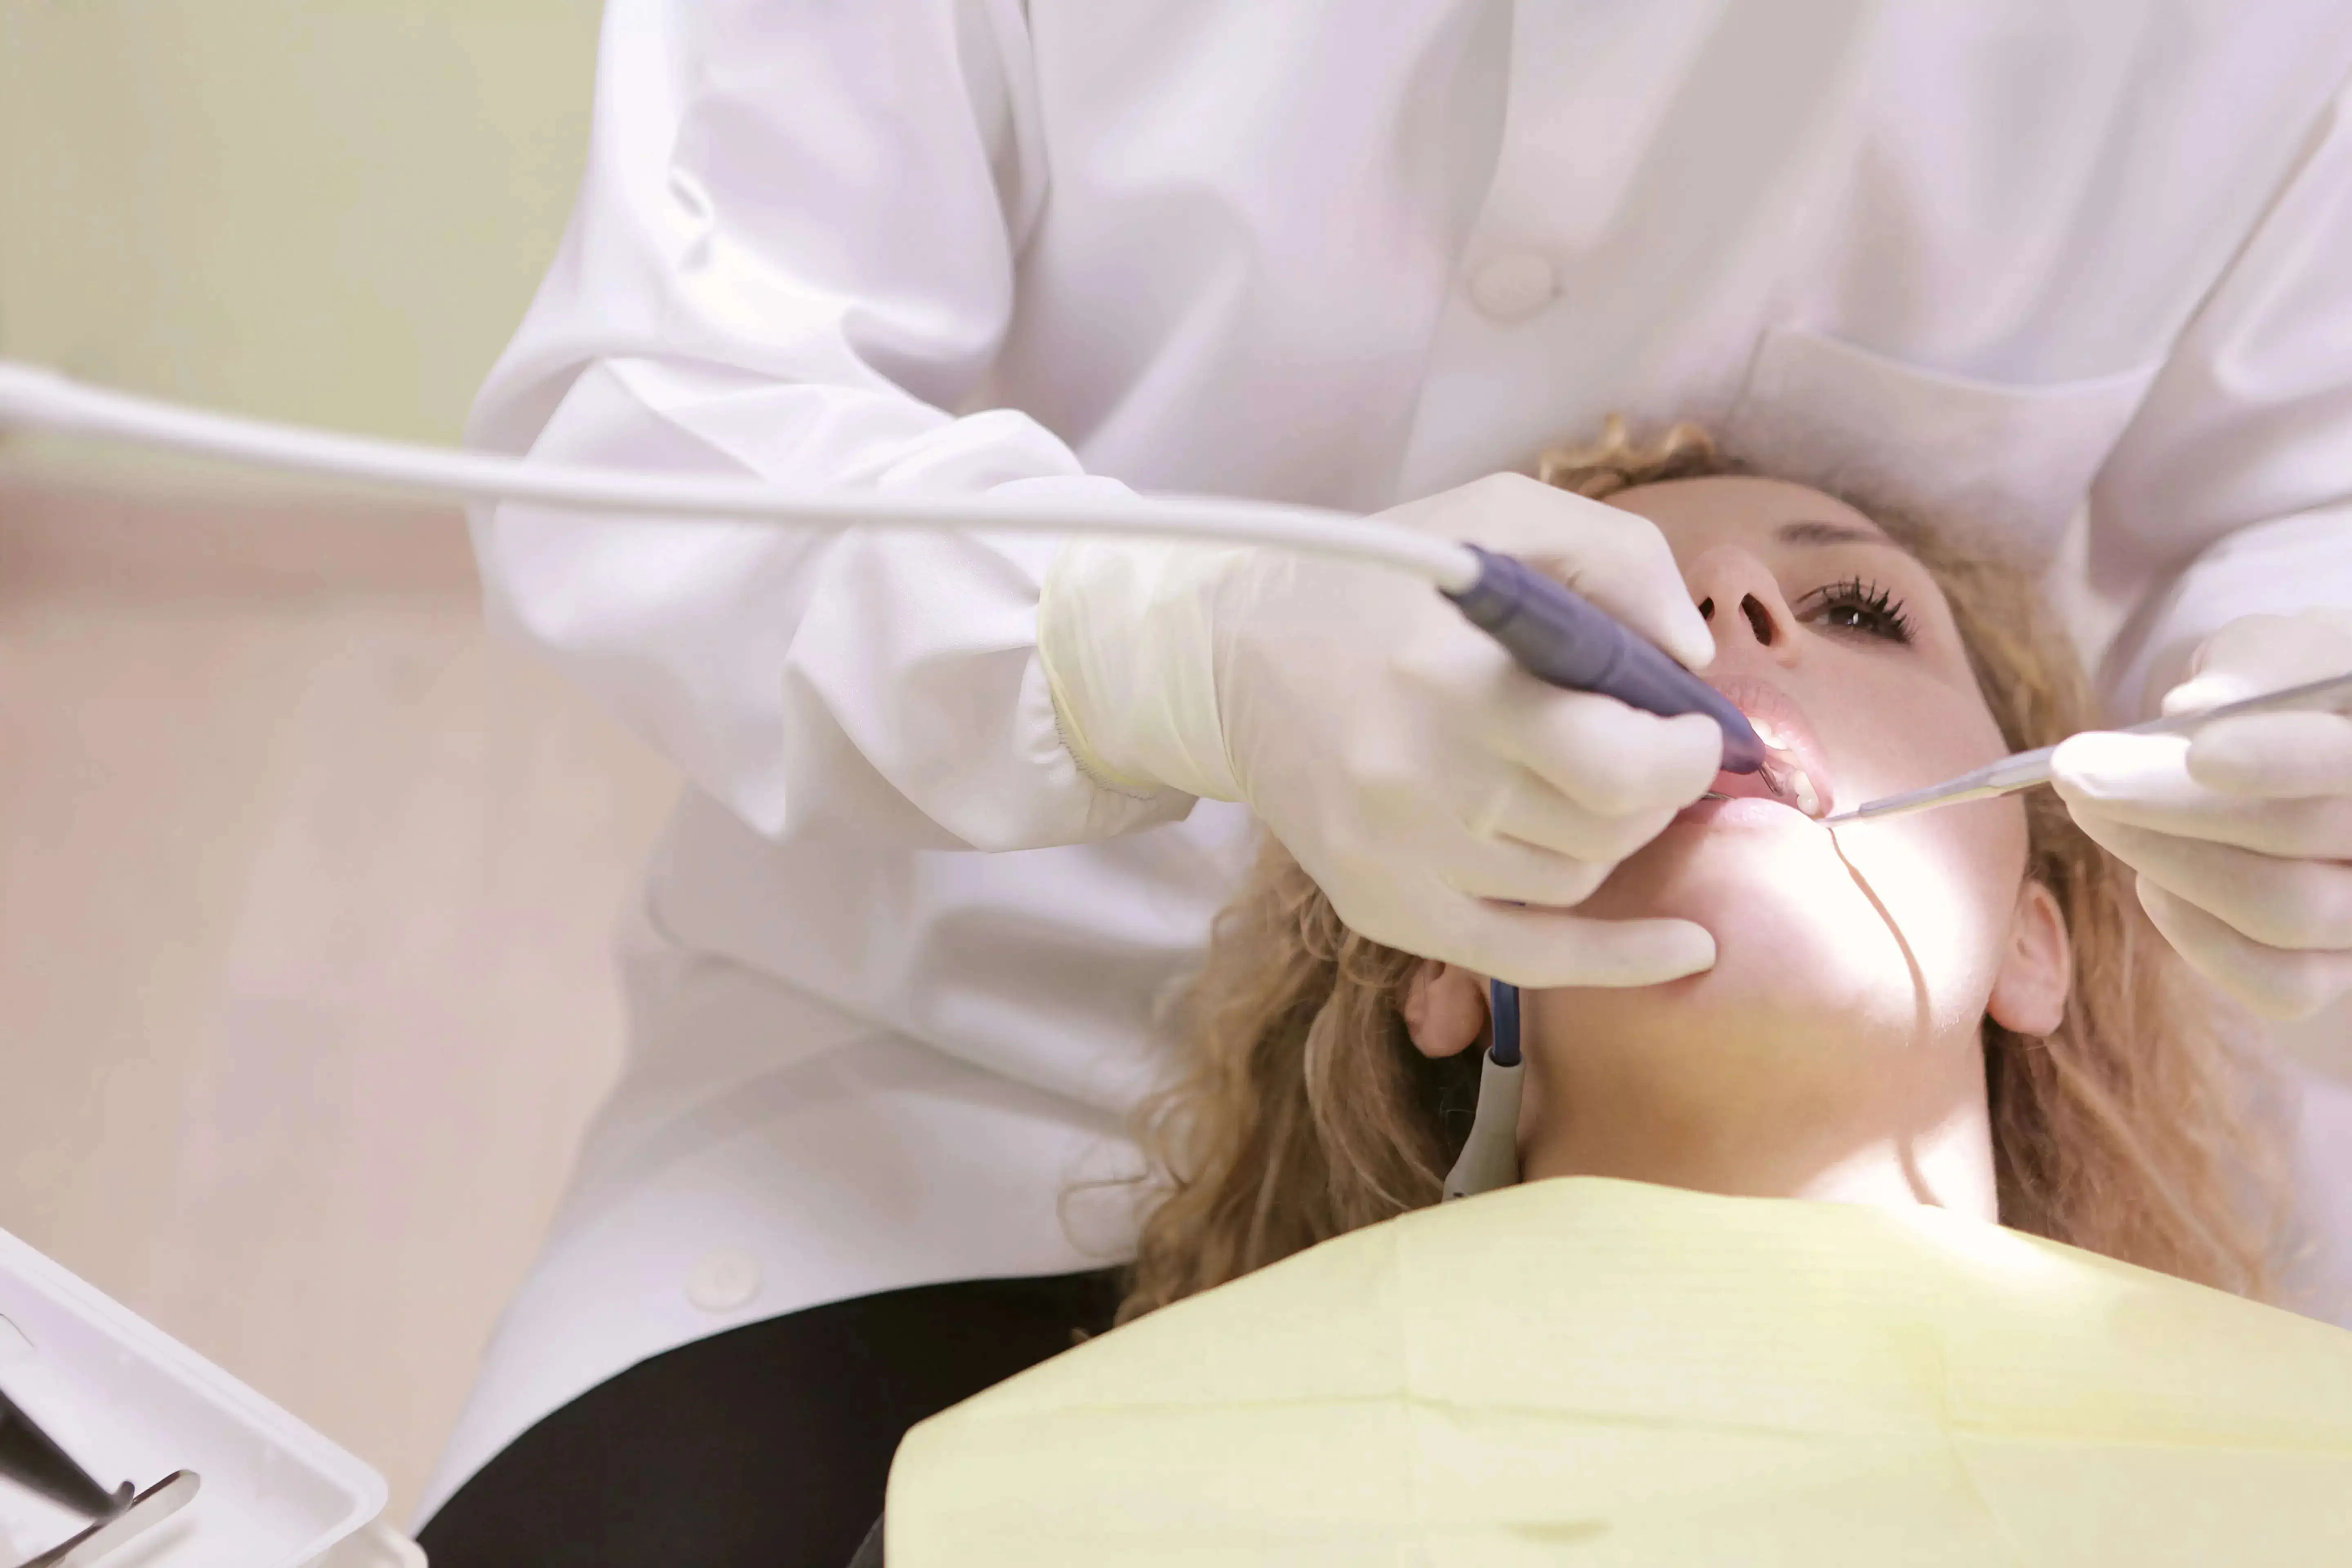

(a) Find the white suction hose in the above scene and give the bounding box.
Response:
[0,361,1479,593]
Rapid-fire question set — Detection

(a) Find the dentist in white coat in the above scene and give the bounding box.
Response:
[414,6,2352,1565]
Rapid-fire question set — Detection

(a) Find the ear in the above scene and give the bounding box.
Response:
[1403,962,1490,1058]
[1988,880,2071,1036]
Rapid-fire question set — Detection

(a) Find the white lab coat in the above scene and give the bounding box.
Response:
[423,0,2352,1521]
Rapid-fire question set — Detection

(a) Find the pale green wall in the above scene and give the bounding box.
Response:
[0,2,601,459]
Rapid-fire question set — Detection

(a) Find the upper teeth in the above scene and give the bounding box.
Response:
[1791,769,1821,817]
[1749,715,1787,749]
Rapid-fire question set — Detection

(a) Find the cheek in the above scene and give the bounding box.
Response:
[1806,668,2027,1013]
[1553,659,2031,1043]
[1563,790,2030,1044]
[1572,824,1935,1031]
[1824,660,2011,813]
[1826,798,2031,1024]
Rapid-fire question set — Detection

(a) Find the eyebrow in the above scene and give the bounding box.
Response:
[1775,519,1893,547]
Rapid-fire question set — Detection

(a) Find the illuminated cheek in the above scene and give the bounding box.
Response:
[1827,681,2010,808]
[1825,802,2026,1024]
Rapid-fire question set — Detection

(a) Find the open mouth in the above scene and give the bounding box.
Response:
[1696,679,1835,820]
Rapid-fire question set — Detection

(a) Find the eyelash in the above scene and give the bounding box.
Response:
[1797,577,1914,644]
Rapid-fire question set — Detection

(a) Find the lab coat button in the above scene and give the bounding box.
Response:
[686,1249,762,1313]
[1467,253,1557,322]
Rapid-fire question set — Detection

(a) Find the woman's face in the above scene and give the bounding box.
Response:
[1412,475,2071,1185]
[1570,474,2040,1023]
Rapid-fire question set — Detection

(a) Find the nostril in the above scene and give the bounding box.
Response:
[1697,596,1715,621]
[1741,594,1775,646]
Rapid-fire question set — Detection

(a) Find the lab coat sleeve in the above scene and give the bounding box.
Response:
[465,0,1191,852]
[2092,68,2352,719]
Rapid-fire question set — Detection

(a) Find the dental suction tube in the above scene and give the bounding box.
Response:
[0,361,1762,769]
[1441,979,1524,1202]
[0,363,1470,579]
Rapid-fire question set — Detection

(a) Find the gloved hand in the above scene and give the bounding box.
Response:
[1038,474,1725,988]
[2054,608,2352,1021]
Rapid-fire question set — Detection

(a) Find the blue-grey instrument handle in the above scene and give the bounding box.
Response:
[1444,544,1767,774]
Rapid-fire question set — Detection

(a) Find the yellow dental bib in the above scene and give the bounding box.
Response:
[885,1178,2352,1564]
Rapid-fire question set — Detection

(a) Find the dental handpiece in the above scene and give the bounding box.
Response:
[0,361,1765,772]
[1444,546,1766,771]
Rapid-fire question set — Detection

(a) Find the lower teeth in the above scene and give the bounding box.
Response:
[1701,776,1823,815]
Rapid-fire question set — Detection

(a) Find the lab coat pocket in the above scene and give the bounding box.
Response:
[1723,326,2162,562]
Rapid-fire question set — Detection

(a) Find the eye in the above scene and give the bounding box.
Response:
[1795,577,1913,645]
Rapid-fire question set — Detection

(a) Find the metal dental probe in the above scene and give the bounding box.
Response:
[20,1472,201,1568]
[0,361,1765,773]
[1822,672,2352,824]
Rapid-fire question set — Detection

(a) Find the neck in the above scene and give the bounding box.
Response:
[1515,1031,2000,1221]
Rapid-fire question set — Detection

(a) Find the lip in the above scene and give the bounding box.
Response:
[1673,793,1815,831]
[1692,674,1837,821]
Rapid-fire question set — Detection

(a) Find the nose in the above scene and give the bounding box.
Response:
[1687,547,1799,662]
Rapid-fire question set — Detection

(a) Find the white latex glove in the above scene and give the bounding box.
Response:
[2054,609,2352,1021]
[1039,474,1725,988]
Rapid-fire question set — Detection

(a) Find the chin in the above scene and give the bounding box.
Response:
[1558,810,1932,1045]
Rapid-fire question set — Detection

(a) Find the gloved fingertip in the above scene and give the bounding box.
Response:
[2130,876,2216,958]
[2045,729,2097,784]
[2129,875,2205,956]
[2053,795,2116,844]
[2158,675,2244,719]
[2133,875,2341,1021]
[2048,728,2189,799]
[2185,710,2352,799]
[2047,733,2124,800]
[2182,729,2263,795]
[1638,920,1718,982]
[1664,610,1718,673]
[1668,710,1729,780]
[1494,919,1717,990]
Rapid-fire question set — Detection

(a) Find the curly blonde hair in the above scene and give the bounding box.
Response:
[1115,419,2292,1323]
